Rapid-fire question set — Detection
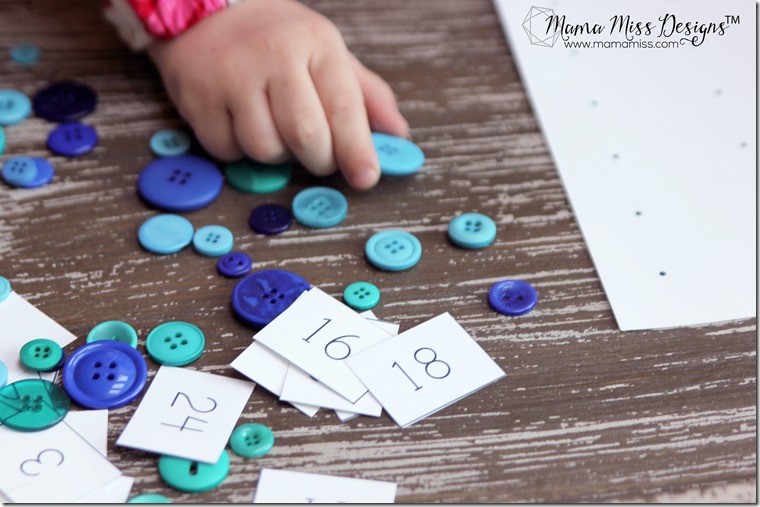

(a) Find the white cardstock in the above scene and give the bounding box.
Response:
[253,468,397,503]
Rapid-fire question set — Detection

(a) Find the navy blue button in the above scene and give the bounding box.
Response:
[138,155,223,212]
[62,341,148,409]
[488,280,537,316]
[217,252,253,278]
[33,81,97,122]
[2,156,54,188]
[47,122,98,157]
[248,204,292,236]
[232,270,310,328]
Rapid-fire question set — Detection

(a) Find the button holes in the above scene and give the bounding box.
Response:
[93,373,100,380]
[34,353,40,358]
[353,291,359,295]
[34,395,43,402]
[170,344,178,350]
[21,395,30,402]
[109,362,117,368]
[179,179,187,185]
[517,296,524,301]
[43,347,50,352]
[238,261,244,266]
[384,244,391,249]
[169,176,176,182]
[465,220,472,226]
[392,240,398,245]
[278,294,284,299]
[398,245,405,250]
[173,169,182,175]
[184,172,192,178]
[94,361,102,368]
[189,462,199,476]
[175,332,182,338]
[42,353,50,358]
[107,373,115,381]
[391,249,398,254]
[270,288,278,293]
[181,339,188,345]
[359,295,365,299]
[269,299,277,304]
[34,346,41,352]
[164,337,171,343]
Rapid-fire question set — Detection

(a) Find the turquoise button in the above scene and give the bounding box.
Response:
[20,338,63,372]
[10,44,40,65]
[0,379,70,431]
[138,214,194,255]
[128,493,172,503]
[372,132,425,176]
[0,89,31,126]
[343,282,380,311]
[229,423,275,458]
[225,159,292,194]
[158,450,230,493]
[150,129,191,157]
[146,321,205,366]
[365,230,422,271]
[0,360,7,389]
[447,212,497,249]
[192,225,234,257]
[0,126,5,155]
[87,320,139,348]
[0,276,11,302]
[292,187,348,228]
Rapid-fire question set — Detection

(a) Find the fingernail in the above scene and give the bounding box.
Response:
[349,168,380,190]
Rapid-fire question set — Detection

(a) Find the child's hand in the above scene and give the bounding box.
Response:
[147,0,409,190]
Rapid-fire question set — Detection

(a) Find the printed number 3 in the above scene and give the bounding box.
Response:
[20,449,64,476]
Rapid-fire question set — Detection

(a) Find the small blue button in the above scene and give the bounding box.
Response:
[138,155,223,212]
[193,225,234,257]
[365,230,422,271]
[372,133,425,176]
[47,122,98,157]
[2,156,54,188]
[0,360,7,390]
[248,203,292,236]
[0,89,32,126]
[488,280,537,316]
[292,187,348,228]
[0,126,5,155]
[447,213,497,249]
[138,214,194,255]
[150,129,191,157]
[217,252,253,278]
[62,340,148,409]
[0,276,9,302]
[232,270,310,328]
[10,44,40,65]
[32,81,97,122]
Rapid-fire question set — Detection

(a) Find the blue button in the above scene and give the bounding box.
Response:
[10,44,40,65]
[62,340,148,409]
[32,81,97,122]
[2,156,54,188]
[0,360,7,390]
[232,270,310,328]
[372,133,425,176]
[447,213,497,249]
[488,280,537,316]
[192,225,234,257]
[292,187,348,228]
[365,230,422,271]
[248,203,292,235]
[217,252,253,278]
[138,155,223,212]
[0,89,32,126]
[150,129,191,157]
[47,122,98,157]
[0,126,5,155]
[138,214,194,255]
[0,276,11,303]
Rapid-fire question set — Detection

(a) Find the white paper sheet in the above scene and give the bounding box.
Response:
[253,468,397,503]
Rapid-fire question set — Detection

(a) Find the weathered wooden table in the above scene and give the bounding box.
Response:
[1,0,755,502]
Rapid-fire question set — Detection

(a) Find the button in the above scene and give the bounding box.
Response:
[0,89,32,126]
[138,155,223,212]
[292,187,348,228]
[1,156,55,189]
[192,225,234,257]
[20,338,64,372]
[217,251,253,278]
[128,493,172,503]
[0,126,5,155]
[229,423,275,458]
[0,360,7,390]
[225,159,292,194]
[248,203,292,236]
[62,341,148,409]
[0,379,70,432]
[488,280,538,316]
[138,214,194,255]
[46,121,98,157]
[32,81,97,122]
[10,44,40,65]
[343,282,380,311]
[365,230,422,271]
[87,320,139,348]
[146,321,205,367]
[150,129,191,157]
[158,450,230,493]
[447,212,497,249]
[0,275,11,302]
[372,132,425,176]
[232,270,310,328]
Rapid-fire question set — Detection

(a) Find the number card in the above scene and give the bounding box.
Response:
[253,468,397,503]
[117,366,253,464]
[347,313,506,428]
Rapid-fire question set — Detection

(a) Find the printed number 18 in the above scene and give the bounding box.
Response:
[392,347,451,391]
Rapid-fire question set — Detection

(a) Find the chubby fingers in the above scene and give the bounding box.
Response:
[351,54,409,138]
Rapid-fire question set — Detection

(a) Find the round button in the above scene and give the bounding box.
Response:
[10,44,40,65]
[488,280,538,316]
[20,338,64,372]
[158,450,230,493]
[150,129,191,157]
[128,493,172,503]
[47,121,98,157]
[138,155,223,212]
[2,156,54,189]
[138,214,194,255]
[192,225,234,257]
[0,89,32,126]
[0,275,11,302]
[146,321,205,367]
[225,159,292,194]
[0,379,70,432]
[217,252,253,278]
[0,126,5,155]
[447,212,497,249]
[292,187,348,228]
[87,320,139,348]
[248,203,293,236]
[232,270,311,328]
[62,341,148,409]
[32,80,97,122]
[343,282,380,311]
[0,360,8,390]
[365,230,422,271]
[372,132,425,176]
[229,423,275,458]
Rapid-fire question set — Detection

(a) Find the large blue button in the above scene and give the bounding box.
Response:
[488,280,537,316]
[447,212,497,249]
[138,214,194,255]
[192,225,234,257]
[0,89,32,126]
[292,187,348,228]
[365,230,422,271]
[138,155,223,212]
[217,252,253,278]
[248,203,292,236]
[32,81,97,122]
[47,122,98,157]
[150,129,191,157]
[10,44,40,66]
[372,133,425,176]
[232,270,310,328]
[2,156,54,188]
[62,340,148,409]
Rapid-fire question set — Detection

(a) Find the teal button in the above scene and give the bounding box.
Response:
[343,282,380,311]
[150,129,191,157]
[158,450,230,493]
[192,225,234,257]
[146,321,205,366]
[372,132,425,176]
[10,44,40,65]
[292,187,348,228]
[128,493,172,503]
[0,276,11,302]
[20,338,63,372]
[87,320,139,348]
[229,423,275,458]
[138,214,194,255]
[225,159,292,194]
[447,212,497,249]
[0,126,5,155]
[0,89,32,126]
[0,379,70,431]
[365,230,422,271]
[0,360,7,389]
